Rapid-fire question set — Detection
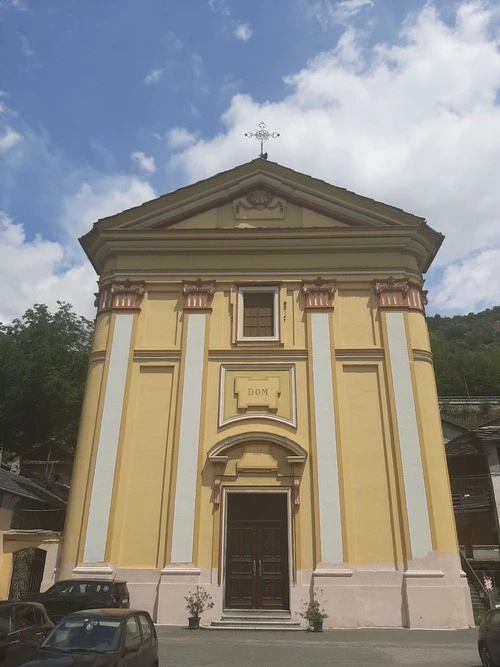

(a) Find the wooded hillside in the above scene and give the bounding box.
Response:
[428,306,500,397]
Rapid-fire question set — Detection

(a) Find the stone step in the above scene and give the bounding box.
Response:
[213,616,300,625]
[210,620,307,631]
[208,623,308,631]
[210,610,307,631]
[221,611,292,620]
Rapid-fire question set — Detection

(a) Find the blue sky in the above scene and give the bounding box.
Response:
[1,0,500,320]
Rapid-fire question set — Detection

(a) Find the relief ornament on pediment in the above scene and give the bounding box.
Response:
[233,188,286,220]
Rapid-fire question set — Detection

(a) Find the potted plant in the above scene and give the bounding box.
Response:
[184,586,214,629]
[300,591,328,632]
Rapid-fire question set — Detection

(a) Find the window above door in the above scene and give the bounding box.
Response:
[237,286,279,342]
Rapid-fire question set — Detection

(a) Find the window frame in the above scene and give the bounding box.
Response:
[237,286,280,342]
[0,605,16,635]
[125,615,142,650]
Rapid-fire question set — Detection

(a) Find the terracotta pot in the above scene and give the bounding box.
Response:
[188,617,200,629]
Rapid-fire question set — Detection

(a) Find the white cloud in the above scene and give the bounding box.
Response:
[144,68,163,85]
[0,127,22,152]
[131,151,157,173]
[189,103,201,118]
[209,0,253,41]
[0,0,27,10]
[0,211,96,322]
[59,175,157,239]
[302,0,374,27]
[167,2,500,314]
[167,126,199,149]
[20,34,34,57]
[208,0,231,17]
[0,173,158,321]
[432,248,500,312]
[234,22,253,41]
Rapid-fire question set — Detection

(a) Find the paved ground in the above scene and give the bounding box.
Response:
[156,626,481,666]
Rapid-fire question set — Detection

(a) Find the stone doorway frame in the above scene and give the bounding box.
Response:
[221,487,293,612]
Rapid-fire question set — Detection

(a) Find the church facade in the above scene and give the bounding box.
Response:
[58,159,473,628]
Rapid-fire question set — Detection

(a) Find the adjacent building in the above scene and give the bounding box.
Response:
[58,158,473,628]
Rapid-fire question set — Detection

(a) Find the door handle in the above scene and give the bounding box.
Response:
[252,560,256,576]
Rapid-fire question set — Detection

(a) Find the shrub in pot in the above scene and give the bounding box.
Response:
[185,586,214,629]
[300,591,328,632]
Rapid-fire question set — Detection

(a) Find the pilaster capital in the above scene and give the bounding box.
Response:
[374,276,427,312]
[94,280,145,314]
[301,276,336,309]
[182,279,216,310]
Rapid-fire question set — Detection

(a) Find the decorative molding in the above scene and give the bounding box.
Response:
[412,350,434,365]
[374,277,427,312]
[73,565,114,576]
[233,189,286,219]
[170,313,206,563]
[160,567,201,576]
[293,478,300,509]
[219,364,296,427]
[313,568,354,577]
[403,570,444,578]
[214,479,221,509]
[182,279,215,310]
[83,314,133,563]
[385,311,432,559]
[302,277,336,309]
[95,280,145,313]
[208,432,307,463]
[89,352,107,364]
[310,312,343,563]
[133,351,181,362]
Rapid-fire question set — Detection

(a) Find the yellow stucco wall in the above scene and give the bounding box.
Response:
[59,177,450,582]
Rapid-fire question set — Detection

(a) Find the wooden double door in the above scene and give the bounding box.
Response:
[225,493,289,610]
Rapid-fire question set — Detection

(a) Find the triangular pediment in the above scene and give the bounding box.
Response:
[80,159,443,275]
[86,159,427,233]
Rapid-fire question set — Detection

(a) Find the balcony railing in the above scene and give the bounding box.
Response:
[450,476,493,513]
[461,545,500,562]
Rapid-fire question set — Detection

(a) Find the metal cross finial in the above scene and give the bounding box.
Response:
[245,122,280,159]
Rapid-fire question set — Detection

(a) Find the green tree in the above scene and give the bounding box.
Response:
[428,306,500,396]
[0,302,93,455]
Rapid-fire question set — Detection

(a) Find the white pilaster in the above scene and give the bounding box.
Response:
[385,311,432,559]
[83,314,133,563]
[170,313,207,563]
[310,312,343,564]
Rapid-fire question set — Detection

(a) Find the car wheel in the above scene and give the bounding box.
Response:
[480,644,497,667]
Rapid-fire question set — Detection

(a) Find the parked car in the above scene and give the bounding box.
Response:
[11,608,158,666]
[21,578,130,622]
[479,608,500,666]
[0,601,53,665]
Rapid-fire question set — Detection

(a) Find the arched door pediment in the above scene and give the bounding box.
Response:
[207,432,307,465]
[207,433,306,509]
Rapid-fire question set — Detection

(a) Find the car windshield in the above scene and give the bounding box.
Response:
[42,617,122,653]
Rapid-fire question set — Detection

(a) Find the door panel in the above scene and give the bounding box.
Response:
[258,525,288,609]
[225,494,289,610]
[225,526,257,609]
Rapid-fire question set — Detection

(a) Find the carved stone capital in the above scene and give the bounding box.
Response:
[374,277,427,312]
[182,279,215,310]
[95,280,145,313]
[301,277,336,309]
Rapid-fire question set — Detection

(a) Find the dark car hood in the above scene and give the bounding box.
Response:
[20,650,118,666]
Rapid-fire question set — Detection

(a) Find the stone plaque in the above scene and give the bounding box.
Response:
[220,365,296,427]
[234,376,281,410]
